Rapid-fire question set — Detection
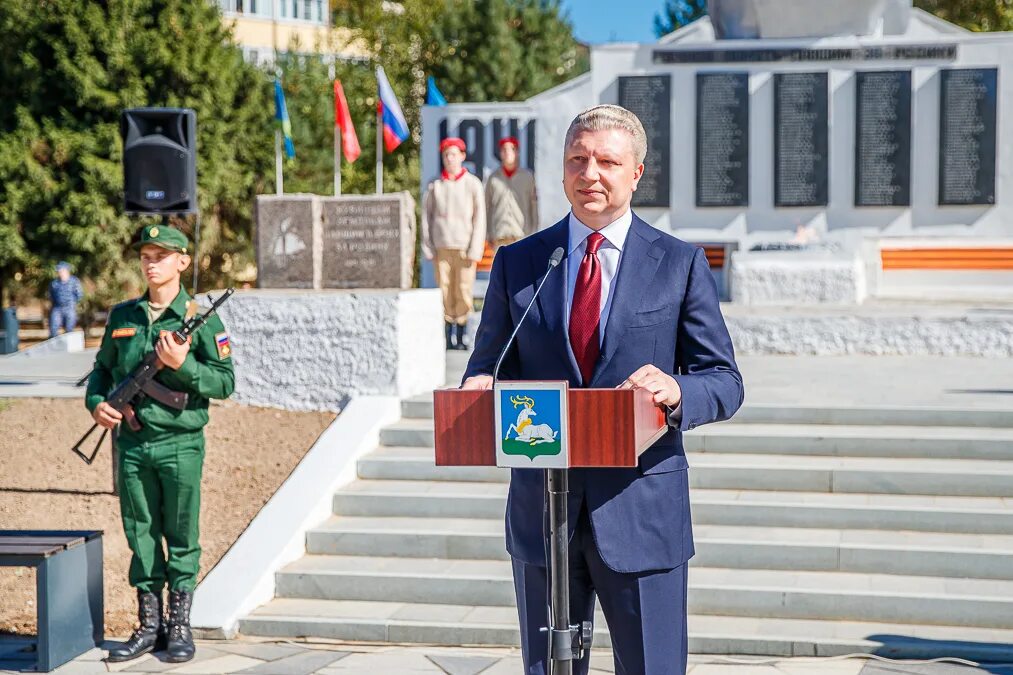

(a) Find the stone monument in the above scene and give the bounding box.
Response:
[255,194,320,289]
[255,192,416,290]
[421,0,1013,305]
[320,193,416,290]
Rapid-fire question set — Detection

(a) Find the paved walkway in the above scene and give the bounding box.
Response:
[3,638,1011,674]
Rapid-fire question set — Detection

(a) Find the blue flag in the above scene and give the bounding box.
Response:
[274,79,295,159]
[426,76,447,106]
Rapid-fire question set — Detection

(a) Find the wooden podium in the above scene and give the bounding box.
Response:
[432,384,668,673]
[433,386,667,467]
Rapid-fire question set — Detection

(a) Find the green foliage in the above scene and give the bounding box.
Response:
[0,0,272,314]
[0,0,586,311]
[654,0,708,37]
[914,0,1013,31]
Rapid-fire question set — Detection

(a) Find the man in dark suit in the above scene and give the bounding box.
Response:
[462,104,744,674]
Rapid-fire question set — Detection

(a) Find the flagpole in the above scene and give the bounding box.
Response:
[334,126,342,196]
[375,104,383,195]
[275,129,283,195]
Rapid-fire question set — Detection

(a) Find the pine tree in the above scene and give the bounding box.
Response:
[0,0,273,312]
[654,0,708,38]
[914,0,1013,31]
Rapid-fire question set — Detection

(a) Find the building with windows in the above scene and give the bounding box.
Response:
[216,0,361,65]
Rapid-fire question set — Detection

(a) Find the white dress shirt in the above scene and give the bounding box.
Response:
[565,209,633,345]
[564,209,683,421]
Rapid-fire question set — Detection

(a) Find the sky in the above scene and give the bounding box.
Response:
[559,0,664,44]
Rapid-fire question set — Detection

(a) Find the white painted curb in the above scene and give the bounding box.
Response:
[190,395,402,637]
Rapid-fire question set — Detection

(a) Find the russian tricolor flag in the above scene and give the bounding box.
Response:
[376,66,410,153]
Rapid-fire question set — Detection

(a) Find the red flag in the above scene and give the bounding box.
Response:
[334,79,361,163]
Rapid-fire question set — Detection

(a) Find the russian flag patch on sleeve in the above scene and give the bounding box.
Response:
[215,332,231,359]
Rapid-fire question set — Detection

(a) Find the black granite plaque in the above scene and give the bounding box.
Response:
[939,68,997,206]
[774,72,829,207]
[696,72,749,207]
[855,71,912,207]
[618,75,671,207]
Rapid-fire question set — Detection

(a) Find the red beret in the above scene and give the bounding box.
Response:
[498,136,520,148]
[440,137,466,153]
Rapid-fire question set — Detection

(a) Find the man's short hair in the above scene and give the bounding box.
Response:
[564,104,648,165]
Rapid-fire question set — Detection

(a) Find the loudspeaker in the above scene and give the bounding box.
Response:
[121,108,197,215]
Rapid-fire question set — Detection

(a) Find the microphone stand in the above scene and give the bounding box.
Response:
[489,248,590,674]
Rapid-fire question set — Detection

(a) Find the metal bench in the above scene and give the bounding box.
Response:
[0,531,103,672]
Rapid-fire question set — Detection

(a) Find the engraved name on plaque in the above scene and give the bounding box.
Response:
[696,72,750,207]
[939,68,997,206]
[855,70,912,207]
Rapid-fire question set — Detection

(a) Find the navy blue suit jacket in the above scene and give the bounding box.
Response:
[464,214,744,573]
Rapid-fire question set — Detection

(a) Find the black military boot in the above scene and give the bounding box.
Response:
[445,322,455,350]
[454,324,469,351]
[165,589,196,663]
[106,590,163,662]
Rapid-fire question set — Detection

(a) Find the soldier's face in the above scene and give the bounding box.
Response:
[139,245,188,286]
[563,128,644,228]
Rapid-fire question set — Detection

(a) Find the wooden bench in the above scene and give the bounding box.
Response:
[881,247,1013,270]
[0,531,103,671]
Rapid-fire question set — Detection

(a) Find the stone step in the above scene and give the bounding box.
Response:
[686,423,1013,461]
[403,396,1013,428]
[382,418,1013,461]
[306,516,1013,580]
[333,480,1013,534]
[358,448,1013,497]
[273,556,1013,628]
[240,597,1013,660]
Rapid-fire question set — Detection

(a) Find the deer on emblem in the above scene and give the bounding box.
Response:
[505,395,559,446]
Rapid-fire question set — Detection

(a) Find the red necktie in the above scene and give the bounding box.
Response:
[569,232,605,384]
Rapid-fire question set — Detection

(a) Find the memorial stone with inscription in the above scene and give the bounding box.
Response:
[855,70,912,207]
[256,194,319,289]
[939,68,997,206]
[618,75,672,207]
[775,72,829,207]
[321,193,416,290]
[256,192,416,290]
[697,72,750,207]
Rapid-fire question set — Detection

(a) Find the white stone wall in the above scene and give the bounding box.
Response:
[730,251,867,304]
[726,307,1013,356]
[214,289,445,412]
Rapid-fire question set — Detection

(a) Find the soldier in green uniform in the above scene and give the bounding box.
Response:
[85,225,234,663]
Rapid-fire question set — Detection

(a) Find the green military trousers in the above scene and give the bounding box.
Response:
[117,437,204,593]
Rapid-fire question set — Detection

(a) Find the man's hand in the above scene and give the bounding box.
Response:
[618,364,682,407]
[93,402,123,429]
[461,375,493,390]
[155,330,191,370]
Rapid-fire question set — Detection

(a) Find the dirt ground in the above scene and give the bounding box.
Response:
[0,398,335,636]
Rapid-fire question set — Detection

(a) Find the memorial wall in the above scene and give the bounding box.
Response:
[422,16,1013,250]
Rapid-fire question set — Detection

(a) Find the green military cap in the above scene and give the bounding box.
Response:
[133,225,189,255]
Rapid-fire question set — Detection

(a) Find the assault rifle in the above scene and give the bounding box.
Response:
[72,288,235,465]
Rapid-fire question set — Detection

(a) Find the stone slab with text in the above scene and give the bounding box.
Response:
[320,193,416,289]
[255,192,416,290]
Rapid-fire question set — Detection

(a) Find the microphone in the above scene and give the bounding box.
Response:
[492,246,564,385]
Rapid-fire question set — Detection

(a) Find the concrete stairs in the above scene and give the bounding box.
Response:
[241,398,1013,659]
